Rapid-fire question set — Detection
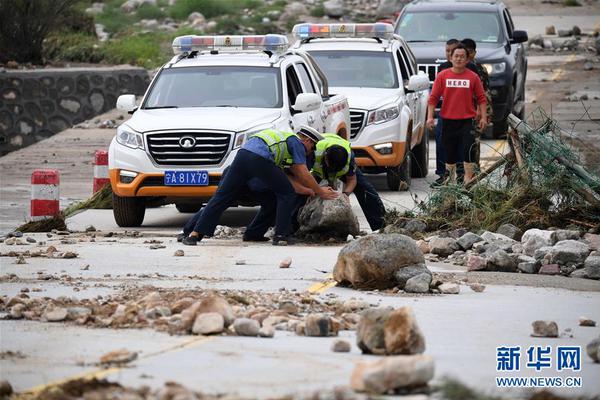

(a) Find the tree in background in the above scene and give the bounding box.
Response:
[0,0,92,64]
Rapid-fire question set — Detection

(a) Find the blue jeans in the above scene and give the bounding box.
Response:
[190,149,296,237]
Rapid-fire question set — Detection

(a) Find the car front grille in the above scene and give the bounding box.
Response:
[418,64,440,83]
[146,131,231,166]
[349,109,367,139]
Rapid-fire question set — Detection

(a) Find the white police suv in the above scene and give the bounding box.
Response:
[109,34,350,227]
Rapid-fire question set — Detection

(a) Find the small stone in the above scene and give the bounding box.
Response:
[192,312,225,335]
[539,264,560,275]
[558,29,572,37]
[572,25,581,36]
[439,282,460,294]
[233,318,260,336]
[235,259,245,265]
[81,264,90,270]
[586,337,600,362]
[579,317,596,327]
[331,339,351,352]
[305,313,335,337]
[0,379,13,397]
[43,307,68,322]
[457,232,482,251]
[173,250,184,257]
[531,320,559,337]
[26,236,36,243]
[4,238,16,245]
[10,304,26,319]
[100,349,137,365]
[258,326,275,338]
[197,295,234,327]
[584,62,594,71]
[469,283,486,292]
[404,273,431,293]
[467,255,487,271]
[545,25,556,35]
[279,257,292,268]
[149,244,166,250]
[15,255,27,264]
[518,261,539,274]
[416,239,430,254]
[85,225,96,232]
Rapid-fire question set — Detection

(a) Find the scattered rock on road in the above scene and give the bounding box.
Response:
[192,312,225,335]
[100,349,138,365]
[579,317,596,327]
[350,354,434,394]
[197,295,234,327]
[258,326,275,338]
[531,320,559,337]
[586,337,600,362]
[0,379,13,397]
[333,234,428,290]
[298,195,359,240]
[439,283,460,294]
[173,250,184,257]
[305,313,337,337]
[43,307,68,322]
[233,318,260,336]
[279,257,292,268]
[469,283,486,293]
[356,307,425,355]
[404,273,431,293]
[332,339,351,352]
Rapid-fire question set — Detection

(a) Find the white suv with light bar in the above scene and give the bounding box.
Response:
[293,23,430,190]
[109,34,350,227]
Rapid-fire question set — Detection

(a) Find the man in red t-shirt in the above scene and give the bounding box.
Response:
[426,44,487,184]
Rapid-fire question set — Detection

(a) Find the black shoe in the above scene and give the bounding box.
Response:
[176,233,186,242]
[430,175,447,188]
[272,235,298,246]
[182,235,202,246]
[243,234,270,242]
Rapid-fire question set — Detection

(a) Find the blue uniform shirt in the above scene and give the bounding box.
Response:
[243,136,307,165]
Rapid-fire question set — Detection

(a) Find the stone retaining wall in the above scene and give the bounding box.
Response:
[0,67,150,156]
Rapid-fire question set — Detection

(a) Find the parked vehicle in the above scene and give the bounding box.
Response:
[110,34,350,227]
[395,0,528,137]
[293,23,431,190]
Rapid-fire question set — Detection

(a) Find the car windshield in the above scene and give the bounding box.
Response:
[143,66,283,108]
[396,11,503,44]
[309,50,399,89]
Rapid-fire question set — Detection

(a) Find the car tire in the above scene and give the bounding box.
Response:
[411,130,429,178]
[493,85,514,138]
[175,203,201,213]
[387,152,411,191]
[112,193,145,227]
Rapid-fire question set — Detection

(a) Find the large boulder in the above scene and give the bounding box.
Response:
[522,229,557,256]
[356,307,425,356]
[547,240,590,266]
[298,196,359,240]
[350,355,434,394]
[333,234,429,290]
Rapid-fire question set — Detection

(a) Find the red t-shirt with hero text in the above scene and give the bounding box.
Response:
[428,68,486,120]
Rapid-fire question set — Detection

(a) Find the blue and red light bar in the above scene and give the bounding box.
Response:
[292,23,394,40]
[172,34,289,55]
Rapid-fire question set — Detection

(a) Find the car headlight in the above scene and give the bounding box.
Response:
[116,126,144,150]
[483,62,506,75]
[373,142,393,155]
[367,104,400,125]
[235,123,275,149]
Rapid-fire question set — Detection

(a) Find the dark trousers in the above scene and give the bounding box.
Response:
[191,149,296,237]
[442,118,475,165]
[351,169,385,231]
[436,118,465,174]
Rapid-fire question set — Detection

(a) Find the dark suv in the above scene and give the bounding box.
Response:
[395,0,528,137]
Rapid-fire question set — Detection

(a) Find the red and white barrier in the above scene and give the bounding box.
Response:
[31,169,60,221]
[93,150,109,193]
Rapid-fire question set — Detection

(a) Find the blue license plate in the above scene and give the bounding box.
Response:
[164,170,209,186]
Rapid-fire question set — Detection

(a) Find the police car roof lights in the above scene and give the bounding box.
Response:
[172,34,289,55]
[292,23,394,41]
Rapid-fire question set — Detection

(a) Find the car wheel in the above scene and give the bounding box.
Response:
[411,130,429,178]
[175,203,202,213]
[493,85,514,138]
[112,193,145,227]
[387,152,411,191]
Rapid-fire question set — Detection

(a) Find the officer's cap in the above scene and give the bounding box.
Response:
[297,125,324,144]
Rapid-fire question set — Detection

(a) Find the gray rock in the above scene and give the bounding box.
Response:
[496,224,524,241]
[356,308,389,355]
[584,255,600,279]
[539,264,560,275]
[534,245,554,260]
[584,62,594,71]
[531,320,558,337]
[324,0,344,17]
[394,265,432,289]
[481,231,516,244]
[554,229,581,241]
[350,354,434,394]
[403,219,427,234]
[67,307,92,320]
[518,261,540,274]
[457,232,482,250]
[572,25,581,36]
[332,339,351,352]
[298,195,359,240]
[438,282,460,294]
[488,239,518,253]
[0,379,13,397]
[487,249,518,272]
[522,229,557,256]
[333,234,428,290]
[528,34,544,47]
[472,241,487,253]
[429,237,459,257]
[558,29,572,37]
[562,38,579,50]
[258,325,275,338]
[279,2,308,21]
[548,240,590,266]
[467,254,487,271]
[512,243,524,254]
[192,312,224,335]
[404,273,431,293]
[570,268,589,279]
[583,233,600,251]
[469,283,486,293]
[377,0,411,17]
[187,11,205,23]
[43,307,68,322]
[233,318,260,336]
[585,336,600,362]
[10,304,25,319]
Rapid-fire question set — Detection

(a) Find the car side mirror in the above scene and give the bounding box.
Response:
[511,30,528,44]
[116,94,137,113]
[292,93,322,113]
[407,72,430,92]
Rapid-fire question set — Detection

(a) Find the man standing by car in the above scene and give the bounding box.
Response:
[426,44,487,185]
[181,127,338,246]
